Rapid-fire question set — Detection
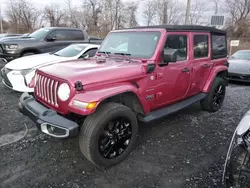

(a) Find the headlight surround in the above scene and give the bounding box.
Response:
[236,113,250,136]
[5,44,18,50]
[58,83,70,101]
[24,70,36,86]
[20,69,32,75]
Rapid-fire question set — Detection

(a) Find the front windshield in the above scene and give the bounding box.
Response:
[53,44,87,57]
[29,28,50,40]
[98,31,161,58]
[232,51,250,60]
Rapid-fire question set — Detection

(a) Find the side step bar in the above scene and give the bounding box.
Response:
[139,93,207,123]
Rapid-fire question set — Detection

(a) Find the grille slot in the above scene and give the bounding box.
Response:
[35,73,59,107]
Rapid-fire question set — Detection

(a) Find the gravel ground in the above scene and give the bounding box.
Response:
[0,66,249,188]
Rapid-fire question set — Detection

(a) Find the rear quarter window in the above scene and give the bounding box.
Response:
[66,30,85,40]
[211,34,227,59]
[193,35,209,59]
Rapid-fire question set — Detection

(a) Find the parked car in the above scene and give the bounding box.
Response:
[228,50,250,82]
[1,43,99,93]
[19,25,228,167]
[0,27,102,62]
[223,109,250,187]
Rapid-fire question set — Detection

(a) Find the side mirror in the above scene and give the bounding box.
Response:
[46,36,56,42]
[83,54,89,59]
[160,49,177,66]
[80,53,89,59]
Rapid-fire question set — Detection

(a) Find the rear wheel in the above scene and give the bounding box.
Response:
[201,77,226,112]
[79,102,138,167]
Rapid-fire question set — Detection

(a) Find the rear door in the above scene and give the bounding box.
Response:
[188,33,212,96]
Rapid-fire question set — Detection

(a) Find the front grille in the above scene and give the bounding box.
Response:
[35,72,60,107]
[1,68,13,88]
[0,45,3,53]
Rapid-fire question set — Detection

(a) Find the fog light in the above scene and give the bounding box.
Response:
[41,123,69,138]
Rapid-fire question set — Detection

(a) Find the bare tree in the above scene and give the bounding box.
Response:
[189,0,209,25]
[125,1,138,28]
[225,0,250,37]
[43,4,64,27]
[82,0,101,34]
[152,0,183,25]
[142,0,157,26]
[5,0,40,33]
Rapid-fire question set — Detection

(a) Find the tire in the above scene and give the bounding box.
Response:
[22,52,35,57]
[200,77,226,112]
[79,102,138,167]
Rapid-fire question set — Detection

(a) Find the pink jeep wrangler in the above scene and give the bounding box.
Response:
[19,25,228,167]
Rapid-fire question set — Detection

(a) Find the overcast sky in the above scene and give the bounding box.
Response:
[0,0,225,26]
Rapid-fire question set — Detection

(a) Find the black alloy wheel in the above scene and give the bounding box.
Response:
[99,117,132,159]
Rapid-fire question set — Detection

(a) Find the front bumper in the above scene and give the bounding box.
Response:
[0,52,20,62]
[223,131,250,186]
[19,92,79,138]
[228,72,250,83]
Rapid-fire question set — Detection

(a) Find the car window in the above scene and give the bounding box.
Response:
[98,31,161,58]
[80,48,98,58]
[231,51,250,60]
[164,35,187,61]
[65,30,85,40]
[47,30,67,41]
[29,28,50,40]
[212,34,227,59]
[53,45,87,57]
[193,35,209,59]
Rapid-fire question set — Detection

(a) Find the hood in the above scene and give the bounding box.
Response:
[0,36,37,43]
[228,59,250,74]
[6,53,69,70]
[0,36,23,41]
[39,58,145,86]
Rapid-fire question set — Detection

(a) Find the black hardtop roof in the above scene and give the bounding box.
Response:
[128,25,226,34]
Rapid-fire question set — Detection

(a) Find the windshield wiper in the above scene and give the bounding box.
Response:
[98,51,111,58]
[114,52,135,63]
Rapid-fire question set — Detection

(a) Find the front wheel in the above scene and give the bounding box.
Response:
[79,102,138,167]
[201,77,226,112]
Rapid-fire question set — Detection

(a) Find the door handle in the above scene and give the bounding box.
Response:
[202,64,211,68]
[182,68,190,73]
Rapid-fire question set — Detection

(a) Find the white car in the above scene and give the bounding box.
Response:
[1,43,99,93]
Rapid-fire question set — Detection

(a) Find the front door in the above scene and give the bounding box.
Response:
[155,33,192,107]
[42,30,71,53]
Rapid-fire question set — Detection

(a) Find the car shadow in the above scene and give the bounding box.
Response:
[229,80,250,86]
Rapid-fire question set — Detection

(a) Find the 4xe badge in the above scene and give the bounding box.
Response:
[145,94,155,100]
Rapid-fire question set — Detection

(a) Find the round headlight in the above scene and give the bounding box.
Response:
[58,83,70,101]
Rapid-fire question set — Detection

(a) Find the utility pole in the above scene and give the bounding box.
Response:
[0,3,3,33]
[185,0,191,25]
